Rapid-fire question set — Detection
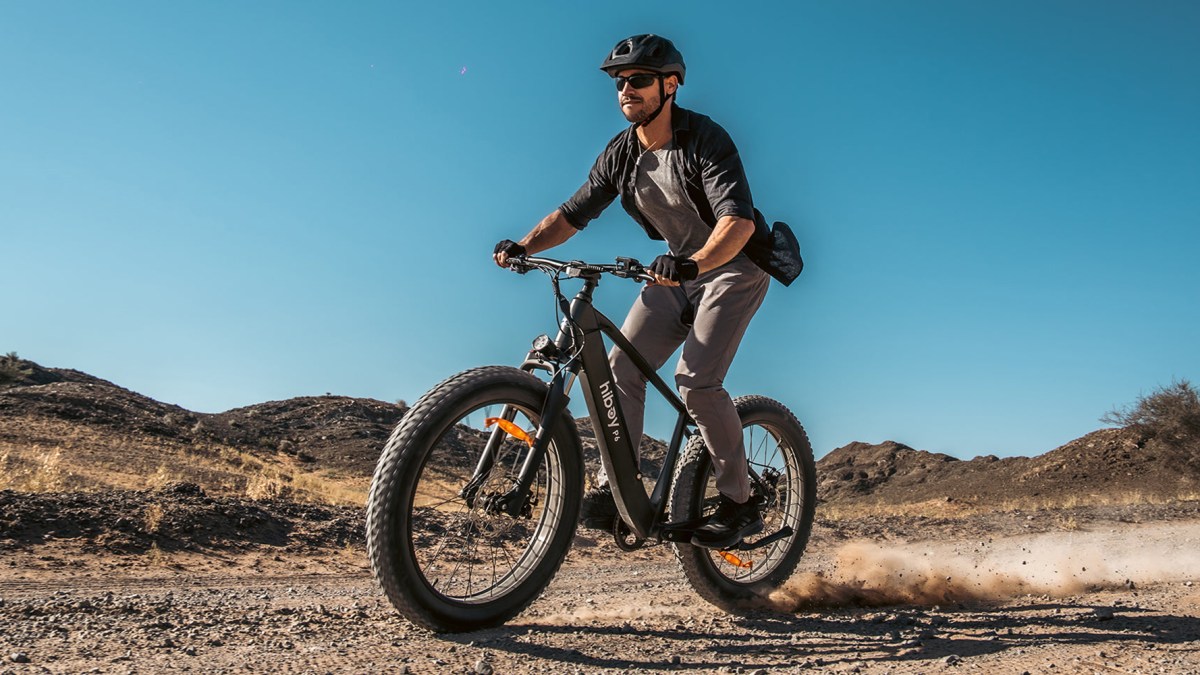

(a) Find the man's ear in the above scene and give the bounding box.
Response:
[666,74,680,94]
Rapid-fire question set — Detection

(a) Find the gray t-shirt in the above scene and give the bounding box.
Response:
[632,143,714,259]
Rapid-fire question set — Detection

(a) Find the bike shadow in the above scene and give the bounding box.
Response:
[443,601,1200,671]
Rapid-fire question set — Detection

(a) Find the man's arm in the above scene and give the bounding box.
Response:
[648,215,755,286]
[493,209,578,267]
[691,215,756,273]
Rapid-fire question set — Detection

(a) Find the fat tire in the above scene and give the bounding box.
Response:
[366,366,583,632]
[669,395,816,611]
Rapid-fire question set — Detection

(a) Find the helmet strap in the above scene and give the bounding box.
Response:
[637,76,673,128]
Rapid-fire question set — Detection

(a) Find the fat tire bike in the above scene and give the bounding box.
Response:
[366,256,816,632]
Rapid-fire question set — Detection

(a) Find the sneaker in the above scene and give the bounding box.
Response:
[690,494,763,549]
[579,485,618,531]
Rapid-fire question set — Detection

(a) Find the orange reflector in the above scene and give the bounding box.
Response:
[719,550,753,569]
[484,417,535,446]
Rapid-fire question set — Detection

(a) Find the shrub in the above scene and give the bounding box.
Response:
[0,352,32,387]
[1102,379,1200,448]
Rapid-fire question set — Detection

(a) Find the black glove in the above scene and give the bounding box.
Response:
[493,239,526,258]
[649,254,699,282]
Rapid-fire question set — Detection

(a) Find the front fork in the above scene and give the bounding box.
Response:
[459,360,574,518]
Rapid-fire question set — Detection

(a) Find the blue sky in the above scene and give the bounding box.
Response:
[3,1,1198,459]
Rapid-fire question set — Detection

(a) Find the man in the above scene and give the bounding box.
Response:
[493,34,801,549]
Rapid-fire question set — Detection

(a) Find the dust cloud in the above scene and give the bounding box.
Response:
[771,523,1200,611]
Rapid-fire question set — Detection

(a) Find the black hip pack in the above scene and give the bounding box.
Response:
[743,208,804,286]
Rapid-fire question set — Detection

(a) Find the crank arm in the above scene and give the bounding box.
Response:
[733,526,794,551]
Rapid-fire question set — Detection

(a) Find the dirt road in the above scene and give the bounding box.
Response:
[3,514,1200,674]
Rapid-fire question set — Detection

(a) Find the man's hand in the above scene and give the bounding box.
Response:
[648,254,698,286]
[493,239,526,267]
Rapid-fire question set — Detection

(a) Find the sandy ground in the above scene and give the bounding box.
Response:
[3,518,1200,674]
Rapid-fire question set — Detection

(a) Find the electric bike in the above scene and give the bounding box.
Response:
[366,256,816,632]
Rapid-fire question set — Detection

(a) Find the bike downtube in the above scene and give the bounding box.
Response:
[571,322,656,537]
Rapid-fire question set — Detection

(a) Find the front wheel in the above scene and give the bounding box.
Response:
[366,366,583,632]
[669,395,816,611]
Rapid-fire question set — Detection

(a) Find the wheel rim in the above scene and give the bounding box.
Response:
[700,419,804,584]
[406,400,565,604]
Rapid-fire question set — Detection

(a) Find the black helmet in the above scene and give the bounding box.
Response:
[600,34,686,84]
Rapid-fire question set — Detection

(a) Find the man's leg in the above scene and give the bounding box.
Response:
[608,284,691,457]
[676,262,769,545]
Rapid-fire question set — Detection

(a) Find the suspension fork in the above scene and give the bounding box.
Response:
[457,366,574,514]
[463,275,594,516]
[458,403,519,507]
[497,365,574,517]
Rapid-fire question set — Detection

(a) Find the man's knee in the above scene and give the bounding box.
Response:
[676,380,731,414]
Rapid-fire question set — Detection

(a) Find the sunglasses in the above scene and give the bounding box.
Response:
[614,73,662,91]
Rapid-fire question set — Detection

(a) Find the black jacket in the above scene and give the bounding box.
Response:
[559,103,803,285]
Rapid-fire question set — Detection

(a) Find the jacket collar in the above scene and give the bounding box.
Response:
[670,102,691,139]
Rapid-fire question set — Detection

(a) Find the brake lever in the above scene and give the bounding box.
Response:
[505,257,532,275]
[613,256,648,281]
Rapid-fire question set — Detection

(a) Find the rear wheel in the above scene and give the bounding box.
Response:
[366,366,583,632]
[669,396,816,610]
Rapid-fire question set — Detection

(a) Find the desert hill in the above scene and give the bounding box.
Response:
[0,358,665,502]
[0,358,405,474]
[819,428,1199,510]
[3,356,1197,510]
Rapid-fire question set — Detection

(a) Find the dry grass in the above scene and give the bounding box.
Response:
[143,503,165,533]
[0,448,68,492]
[818,498,982,521]
[820,490,1200,522]
[996,489,1200,512]
[0,418,369,507]
[145,541,167,567]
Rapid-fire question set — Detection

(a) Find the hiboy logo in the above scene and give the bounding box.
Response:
[598,380,621,444]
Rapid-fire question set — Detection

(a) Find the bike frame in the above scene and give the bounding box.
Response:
[473,258,695,541]
[545,267,694,541]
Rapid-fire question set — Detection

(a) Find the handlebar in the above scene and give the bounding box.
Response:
[505,255,655,283]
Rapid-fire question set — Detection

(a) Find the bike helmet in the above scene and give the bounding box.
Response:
[600,34,686,84]
[601,34,686,128]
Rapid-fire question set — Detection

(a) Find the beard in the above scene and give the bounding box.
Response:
[621,93,660,125]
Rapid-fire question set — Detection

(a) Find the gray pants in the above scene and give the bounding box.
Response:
[601,255,770,503]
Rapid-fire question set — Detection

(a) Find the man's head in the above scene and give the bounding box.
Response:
[614,68,680,125]
[601,34,685,127]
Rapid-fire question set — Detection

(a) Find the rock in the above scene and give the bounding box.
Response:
[474,659,494,675]
[944,654,962,665]
[669,655,682,665]
[1093,607,1115,621]
[9,653,30,664]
